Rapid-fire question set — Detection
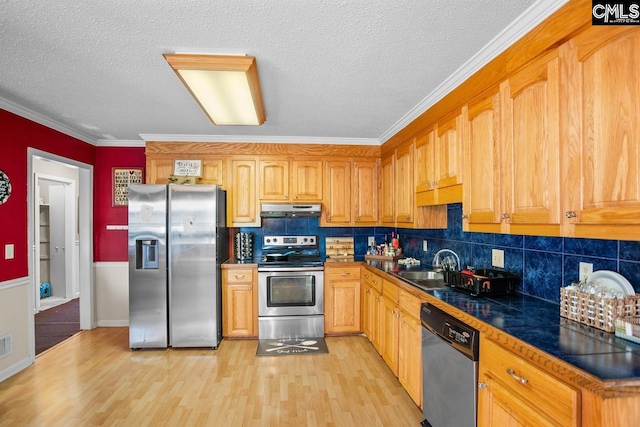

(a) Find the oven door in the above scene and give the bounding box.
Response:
[258,267,324,317]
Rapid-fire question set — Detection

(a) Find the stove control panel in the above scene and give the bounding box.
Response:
[262,235,317,248]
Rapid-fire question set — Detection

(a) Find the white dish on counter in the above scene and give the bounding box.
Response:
[587,270,635,296]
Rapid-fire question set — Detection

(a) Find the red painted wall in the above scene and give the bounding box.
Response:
[0,109,95,282]
[94,147,145,261]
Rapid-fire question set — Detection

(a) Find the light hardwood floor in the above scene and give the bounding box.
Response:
[0,328,423,426]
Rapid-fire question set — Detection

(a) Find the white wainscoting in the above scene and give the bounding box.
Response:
[94,262,129,327]
[0,278,32,383]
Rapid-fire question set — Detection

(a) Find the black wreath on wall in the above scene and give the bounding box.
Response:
[0,170,11,205]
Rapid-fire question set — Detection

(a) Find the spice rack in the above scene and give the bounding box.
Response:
[325,237,354,261]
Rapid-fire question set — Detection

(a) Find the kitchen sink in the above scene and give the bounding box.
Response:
[390,270,447,291]
[396,270,443,281]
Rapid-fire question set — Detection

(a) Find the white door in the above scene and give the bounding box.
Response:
[49,185,66,299]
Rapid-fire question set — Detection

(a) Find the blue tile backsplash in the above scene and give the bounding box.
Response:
[239,203,640,303]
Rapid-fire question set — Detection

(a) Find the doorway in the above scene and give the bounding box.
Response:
[27,149,94,360]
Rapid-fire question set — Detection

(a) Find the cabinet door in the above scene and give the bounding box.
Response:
[398,311,422,407]
[324,160,351,225]
[146,157,175,184]
[325,280,361,334]
[200,157,225,186]
[224,283,254,337]
[501,50,561,235]
[415,129,436,193]
[395,144,414,224]
[291,160,323,201]
[229,159,259,226]
[259,159,289,201]
[362,282,373,339]
[380,154,395,225]
[463,93,502,233]
[436,114,463,188]
[381,296,399,376]
[371,287,383,354]
[478,337,579,427]
[353,160,378,224]
[563,28,640,239]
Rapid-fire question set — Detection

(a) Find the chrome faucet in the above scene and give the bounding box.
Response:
[432,249,461,272]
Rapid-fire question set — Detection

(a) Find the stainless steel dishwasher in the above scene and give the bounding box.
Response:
[420,302,479,427]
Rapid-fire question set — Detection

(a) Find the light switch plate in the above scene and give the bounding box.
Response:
[368,236,375,246]
[423,240,428,252]
[5,244,14,260]
[492,249,504,268]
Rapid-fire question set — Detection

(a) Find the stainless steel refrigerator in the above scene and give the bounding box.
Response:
[128,184,228,349]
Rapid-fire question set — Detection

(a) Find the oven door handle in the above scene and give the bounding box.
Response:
[258,266,325,272]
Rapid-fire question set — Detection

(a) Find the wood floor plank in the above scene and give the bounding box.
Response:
[0,328,423,426]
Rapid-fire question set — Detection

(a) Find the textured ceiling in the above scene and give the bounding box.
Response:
[0,0,566,145]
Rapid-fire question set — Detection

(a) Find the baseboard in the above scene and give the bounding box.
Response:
[0,357,32,383]
[96,320,129,327]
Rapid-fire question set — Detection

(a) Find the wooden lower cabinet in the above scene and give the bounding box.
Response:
[221,265,257,338]
[381,294,400,374]
[478,336,580,427]
[325,265,361,334]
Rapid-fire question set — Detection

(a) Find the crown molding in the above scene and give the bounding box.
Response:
[378,0,569,144]
[0,97,98,145]
[96,140,145,147]
[139,134,380,145]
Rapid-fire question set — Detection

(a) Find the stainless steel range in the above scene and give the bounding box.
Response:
[257,235,324,339]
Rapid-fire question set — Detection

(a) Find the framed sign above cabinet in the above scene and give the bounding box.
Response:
[174,159,203,177]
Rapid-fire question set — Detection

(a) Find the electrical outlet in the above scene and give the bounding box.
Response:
[368,236,375,246]
[492,249,504,268]
[579,262,593,282]
[423,240,428,252]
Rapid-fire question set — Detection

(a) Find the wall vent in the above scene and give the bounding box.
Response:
[0,333,13,360]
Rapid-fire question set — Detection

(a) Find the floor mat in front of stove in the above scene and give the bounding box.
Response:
[256,337,328,356]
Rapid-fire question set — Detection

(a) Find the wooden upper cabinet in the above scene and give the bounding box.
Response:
[291,160,323,201]
[146,155,224,186]
[562,27,640,239]
[436,113,463,188]
[380,154,395,225]
[259,159,289,201]
[415,129,436,194]
[462,92,502,233]
[323,160,352,225]
[229,159,259,226]
[500,49,561,236]
[353,160,378,224]
[395,144,414,224]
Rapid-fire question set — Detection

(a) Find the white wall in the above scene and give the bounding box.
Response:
[0,279,32,382]
[95,262,129,327]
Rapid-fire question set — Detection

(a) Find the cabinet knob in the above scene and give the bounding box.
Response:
[432,181,437,187]
[506,368,528,384]
[565,211,577,218]
[366,289,370,293]
[462,214,468,220]
[294,195,298,199]
[341,272,350,276]
[501,213,510,220]
[405,216,410,220]
[235,274,245,279]
[478,382,487,390]
[426,182,431,188]
[327,215,331,221]
[247,287,251,291]
[355,216,359,221]
[331,285,334,288]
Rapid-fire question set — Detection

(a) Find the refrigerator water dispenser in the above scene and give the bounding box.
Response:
[136,239,159,269]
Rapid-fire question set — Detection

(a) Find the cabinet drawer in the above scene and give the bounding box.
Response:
[382,279,399,304]
[226,269,254,283]
[327,266,361,282]
[398,290,421,319]
[481,338,579,426]
[362,270,383,293]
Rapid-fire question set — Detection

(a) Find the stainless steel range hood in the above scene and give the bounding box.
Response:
[260,203,321,218]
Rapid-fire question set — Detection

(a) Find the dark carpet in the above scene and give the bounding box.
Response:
[35,298,80,355]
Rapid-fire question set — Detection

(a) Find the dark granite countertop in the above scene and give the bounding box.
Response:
[365,260,640,382]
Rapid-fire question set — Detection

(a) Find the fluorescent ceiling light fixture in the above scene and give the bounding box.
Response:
[164,53,266,126]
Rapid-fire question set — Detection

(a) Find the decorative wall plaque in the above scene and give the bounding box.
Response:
[113,168,143,206]
[0,170,11,205]
[173,159,203,177]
